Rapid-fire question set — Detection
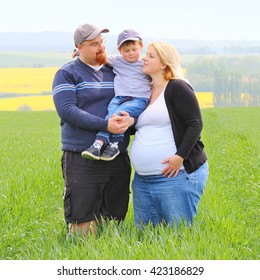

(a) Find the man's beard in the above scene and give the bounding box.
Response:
[96,50,107,65]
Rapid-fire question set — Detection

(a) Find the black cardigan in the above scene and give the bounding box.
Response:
[164,79,207,173]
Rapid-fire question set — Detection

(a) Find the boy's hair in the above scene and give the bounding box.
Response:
[118,39,143,49]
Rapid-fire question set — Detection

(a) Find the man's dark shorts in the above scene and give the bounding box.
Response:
[61,151,131,224]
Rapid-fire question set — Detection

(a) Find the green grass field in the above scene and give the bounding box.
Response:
[0,108,259,260]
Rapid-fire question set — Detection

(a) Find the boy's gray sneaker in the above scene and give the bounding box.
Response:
[81,145,100,160]
[100,144,120,161]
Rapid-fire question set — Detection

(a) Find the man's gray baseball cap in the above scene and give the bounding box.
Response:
[74,23,109,46]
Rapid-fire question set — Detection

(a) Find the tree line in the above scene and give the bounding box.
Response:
[184,55,260,107]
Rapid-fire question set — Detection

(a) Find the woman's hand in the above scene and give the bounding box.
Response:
[161,154,184,178]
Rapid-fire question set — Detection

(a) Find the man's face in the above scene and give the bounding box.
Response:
[78,35,107,65]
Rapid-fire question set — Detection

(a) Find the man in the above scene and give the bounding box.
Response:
[52,23,134,237]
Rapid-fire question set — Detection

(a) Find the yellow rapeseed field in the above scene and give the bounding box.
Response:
[0,67,214,111]
[195,92,214,108]
[0,67,59,94]
[0,92,214,111]
[0,95,54,111]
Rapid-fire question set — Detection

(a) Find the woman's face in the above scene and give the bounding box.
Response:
[143,45,163,76]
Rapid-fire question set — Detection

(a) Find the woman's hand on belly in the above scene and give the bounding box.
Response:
[161,154,184,178]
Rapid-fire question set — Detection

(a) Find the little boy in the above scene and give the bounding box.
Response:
[81,29,151,161]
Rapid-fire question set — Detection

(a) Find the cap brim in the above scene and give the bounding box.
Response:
[117,37,141,47]
[86,28,109,40]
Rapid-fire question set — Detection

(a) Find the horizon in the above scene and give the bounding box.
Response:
[1,31,260,43]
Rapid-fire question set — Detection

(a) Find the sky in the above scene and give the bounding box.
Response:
[1,0,259,41]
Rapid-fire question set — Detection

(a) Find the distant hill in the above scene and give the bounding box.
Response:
[0,32,74,52]
[1,31,260,55]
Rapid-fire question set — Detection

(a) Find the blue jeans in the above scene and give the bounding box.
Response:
[96,96,149,145]
[132,162,209,227]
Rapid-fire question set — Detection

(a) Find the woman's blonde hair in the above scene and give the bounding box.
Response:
[149,42,186,81]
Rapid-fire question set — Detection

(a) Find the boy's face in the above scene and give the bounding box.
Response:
[119,41,142,63]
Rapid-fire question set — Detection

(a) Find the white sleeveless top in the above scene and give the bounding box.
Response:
[130,90,178,175]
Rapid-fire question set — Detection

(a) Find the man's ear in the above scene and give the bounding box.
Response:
[77,44,83,51]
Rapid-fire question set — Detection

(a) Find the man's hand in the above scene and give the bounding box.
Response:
[119,111,135,127]
[107,111,134,134]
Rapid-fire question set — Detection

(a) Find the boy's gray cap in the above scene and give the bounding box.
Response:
[117,29,142,47]
[74,23,109,46]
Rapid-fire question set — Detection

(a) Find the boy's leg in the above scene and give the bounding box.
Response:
[99,98,149,161]
[81,97,122,160]
[113,97,149,118]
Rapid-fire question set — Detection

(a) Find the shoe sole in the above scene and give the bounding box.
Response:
[100,151,120,161]
[81,151,100,160]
